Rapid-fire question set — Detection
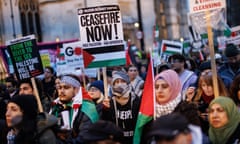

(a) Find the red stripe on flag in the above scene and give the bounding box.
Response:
[133,56,154,144]
[126,42,132,66]
[139,57,154,116]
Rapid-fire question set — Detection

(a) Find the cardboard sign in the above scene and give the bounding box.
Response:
[56,41,83,75]
[6,35,43,80]
[189,0,226,14]
[78,5,125,68]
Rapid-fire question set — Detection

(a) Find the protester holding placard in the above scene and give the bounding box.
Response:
[186,70,229,134]
[87,80,105,117]
[102,71,140,144]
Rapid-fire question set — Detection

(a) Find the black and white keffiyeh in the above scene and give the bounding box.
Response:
[155,93,181,118]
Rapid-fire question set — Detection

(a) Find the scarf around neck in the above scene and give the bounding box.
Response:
[155,93,182,118]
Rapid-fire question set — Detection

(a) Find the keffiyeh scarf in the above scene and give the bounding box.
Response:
[155,93,181,118]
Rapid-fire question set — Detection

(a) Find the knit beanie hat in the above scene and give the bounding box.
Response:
[224,43,239,57]
[112,71,130,85]
[199,61,211,72]
[9,95,38,120]
[89,80,104,94]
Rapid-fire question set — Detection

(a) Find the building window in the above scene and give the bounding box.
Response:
[19,0,42,42]
[227,0,240,27]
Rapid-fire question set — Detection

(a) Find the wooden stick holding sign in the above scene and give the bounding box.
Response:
[97,68,101,81]
[205,10,219,97]
[81,68,87,89]
[31,78,43,112]
[102,67,108,99]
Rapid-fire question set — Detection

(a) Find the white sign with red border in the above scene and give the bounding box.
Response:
[189,0,226,14]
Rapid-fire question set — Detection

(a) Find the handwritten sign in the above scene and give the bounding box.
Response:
[189,0,226,14]
[6,35,43,80]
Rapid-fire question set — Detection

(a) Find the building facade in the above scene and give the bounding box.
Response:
[0,0,156,51]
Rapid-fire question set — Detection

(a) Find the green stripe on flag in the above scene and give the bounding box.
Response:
[87,58,126,68]
[200,33,208,39]
[133,114,153,144]
[81,100,99,123]
[163,50,180,55]
[183,42,190,48]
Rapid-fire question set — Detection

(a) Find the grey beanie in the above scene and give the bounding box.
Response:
[112,71,130,85]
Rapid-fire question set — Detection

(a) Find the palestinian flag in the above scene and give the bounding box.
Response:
[81,87,99,123]
[83,45,126,68]
[133,56,154,144]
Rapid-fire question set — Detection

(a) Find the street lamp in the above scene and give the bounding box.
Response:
[136,0,145,51]
[9,0,16,38]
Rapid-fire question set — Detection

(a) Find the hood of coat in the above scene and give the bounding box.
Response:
[37,112,58,134]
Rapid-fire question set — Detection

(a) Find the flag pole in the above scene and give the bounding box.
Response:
[81,68,87,89]
[102,67,108,99]
[149,48,156,121]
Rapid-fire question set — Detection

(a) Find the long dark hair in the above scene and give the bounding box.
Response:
[230,74,240,105]
[14,119,37,144]
[10,95,38,144]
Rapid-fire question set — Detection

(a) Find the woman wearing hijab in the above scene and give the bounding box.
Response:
[208,96,240,144]
[154,69,182,117]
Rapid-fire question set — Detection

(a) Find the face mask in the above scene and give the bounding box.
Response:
[112,83,130,97]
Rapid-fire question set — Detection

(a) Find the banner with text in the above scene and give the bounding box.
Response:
[189,0,226,14]
[6,35,44,80]
[56,41,85,75]
[188,0,228,35]
[78,5,126,68]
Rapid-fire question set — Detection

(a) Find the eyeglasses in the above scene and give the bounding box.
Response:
[170,59,182,64]
[88,87,99,92]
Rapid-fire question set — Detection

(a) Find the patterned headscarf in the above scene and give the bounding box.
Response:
[154,69,182,118]
[61,75,81,88]
[209,96,240,144]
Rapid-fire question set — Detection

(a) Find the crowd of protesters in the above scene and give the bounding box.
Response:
[0,42,240,144]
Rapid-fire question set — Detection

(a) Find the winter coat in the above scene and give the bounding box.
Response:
[36,112,58,144]
[50,101,95,144]
[102,93,140,144]
[226,123,240,144]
